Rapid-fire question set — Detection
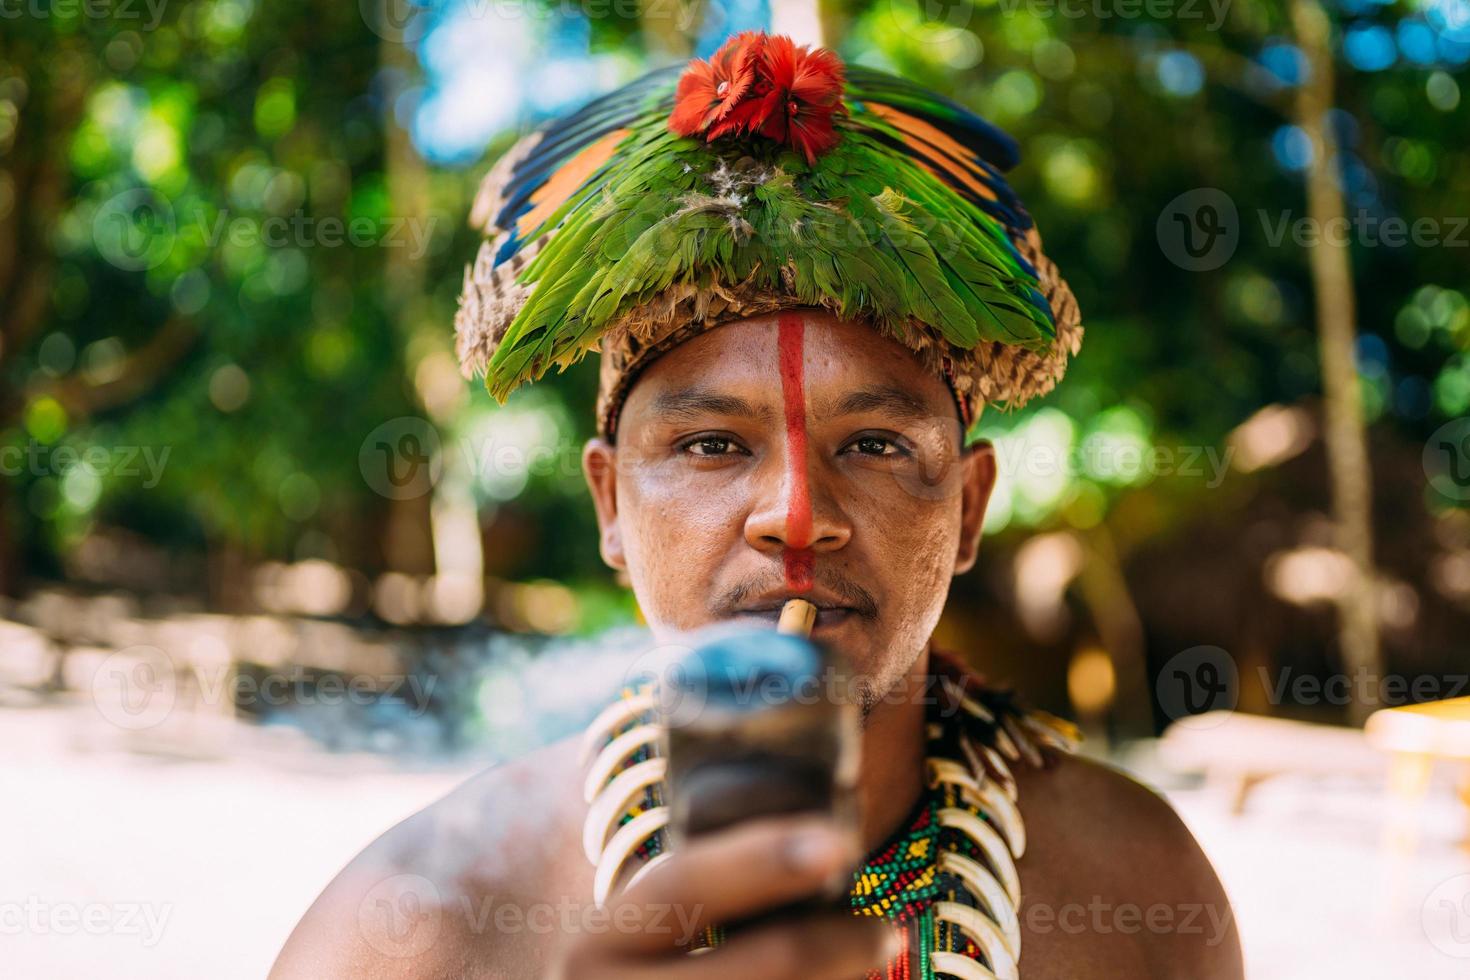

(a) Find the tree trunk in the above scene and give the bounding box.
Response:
[379,30,437,578]
[1290,0,1382,724]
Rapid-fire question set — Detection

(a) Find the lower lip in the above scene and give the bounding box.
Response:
[812,608,856,632]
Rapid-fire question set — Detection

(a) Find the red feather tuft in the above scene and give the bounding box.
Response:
[667,31,762,136]
[668,31,847,163]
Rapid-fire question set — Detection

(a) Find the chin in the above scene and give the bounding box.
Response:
[820,628,917,707]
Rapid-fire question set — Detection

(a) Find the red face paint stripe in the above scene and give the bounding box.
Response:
[784,548,814,592]
[778,313,814,592]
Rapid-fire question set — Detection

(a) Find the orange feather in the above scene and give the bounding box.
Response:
[863,103,999,203]
[515,128,630,240]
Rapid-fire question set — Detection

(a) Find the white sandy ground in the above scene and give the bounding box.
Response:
[3,702,1469,980]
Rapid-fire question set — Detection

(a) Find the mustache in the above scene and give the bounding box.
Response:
[710,568,880,619]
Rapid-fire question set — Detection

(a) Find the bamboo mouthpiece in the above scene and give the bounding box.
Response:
[777,598,817,637]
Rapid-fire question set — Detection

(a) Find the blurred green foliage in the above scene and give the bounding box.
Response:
[1,0,1466,631]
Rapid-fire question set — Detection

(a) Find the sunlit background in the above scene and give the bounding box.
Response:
[2,0,1469,976]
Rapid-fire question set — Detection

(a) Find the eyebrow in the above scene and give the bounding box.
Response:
[650,386,777,424]
[829,384,936,424]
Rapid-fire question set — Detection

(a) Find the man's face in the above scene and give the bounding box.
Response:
[583,311,996,704]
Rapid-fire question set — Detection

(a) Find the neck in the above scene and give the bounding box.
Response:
[854,644,932,852]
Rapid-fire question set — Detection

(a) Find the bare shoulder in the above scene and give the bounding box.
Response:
[1013,752,1245,980]
[270,735,592,980]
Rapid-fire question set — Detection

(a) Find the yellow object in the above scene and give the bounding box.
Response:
[1366,697,1470,758]
[1365,696,1470,854]
[776,598,817,637]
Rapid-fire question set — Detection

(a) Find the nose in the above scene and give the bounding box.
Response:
[743,456,853,556]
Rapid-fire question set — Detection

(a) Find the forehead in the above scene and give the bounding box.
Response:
[620,312,957,420]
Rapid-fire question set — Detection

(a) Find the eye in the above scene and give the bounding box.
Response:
[843,435,906,457]
[679,435,746,457]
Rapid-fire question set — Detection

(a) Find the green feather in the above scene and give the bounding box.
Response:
[481,73,1062,401]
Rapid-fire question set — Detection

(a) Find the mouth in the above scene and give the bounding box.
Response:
[729,594,869,633]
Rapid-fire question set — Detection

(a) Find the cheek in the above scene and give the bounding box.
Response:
[892,509,961,594]
[847,467,963,555]
[848,478,963,611]
[618,466,748,623]
[628,465,751,544]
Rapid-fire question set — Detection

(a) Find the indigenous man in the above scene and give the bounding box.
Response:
[273,32,1243,980]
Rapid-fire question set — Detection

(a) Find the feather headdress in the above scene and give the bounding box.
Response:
[455,32,1082,437]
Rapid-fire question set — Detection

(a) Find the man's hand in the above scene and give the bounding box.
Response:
[555,815,900,979]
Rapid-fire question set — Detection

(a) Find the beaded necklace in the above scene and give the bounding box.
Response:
[579,648,1078,980]
[851,655,1078,980]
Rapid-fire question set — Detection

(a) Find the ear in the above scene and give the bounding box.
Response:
[953,440,997,575]
[582,438,627,571]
